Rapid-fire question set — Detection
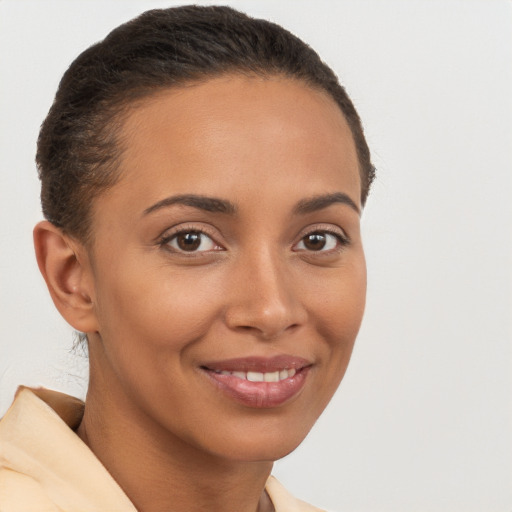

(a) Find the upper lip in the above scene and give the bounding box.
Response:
[201,355,312,373]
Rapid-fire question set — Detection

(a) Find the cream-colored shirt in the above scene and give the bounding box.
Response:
[0,387,323,512]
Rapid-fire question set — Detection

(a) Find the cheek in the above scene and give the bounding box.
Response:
[92,262,225,361]
[308,255,367,342]
[304,255,366,395]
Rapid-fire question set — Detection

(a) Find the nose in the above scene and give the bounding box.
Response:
[223,249,307,340]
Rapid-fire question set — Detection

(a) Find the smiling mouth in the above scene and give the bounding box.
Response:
[200,356,311,408]
[210,368,297,382]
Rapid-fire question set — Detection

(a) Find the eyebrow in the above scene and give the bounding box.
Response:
[143,194,237,216]
[143,191,359,217]
[293,192,360,215]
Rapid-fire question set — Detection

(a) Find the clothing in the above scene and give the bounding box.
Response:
[0,387,324,512]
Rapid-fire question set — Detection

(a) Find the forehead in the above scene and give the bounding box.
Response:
[97,75,361,217]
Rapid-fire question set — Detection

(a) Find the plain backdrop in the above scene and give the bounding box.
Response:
[1,1,511,511]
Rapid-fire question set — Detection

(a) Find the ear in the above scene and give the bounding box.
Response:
[33,221,99,334]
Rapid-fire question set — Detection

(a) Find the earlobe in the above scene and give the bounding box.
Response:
[33,221,99,333]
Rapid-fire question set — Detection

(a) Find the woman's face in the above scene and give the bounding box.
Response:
[84,75,366,461]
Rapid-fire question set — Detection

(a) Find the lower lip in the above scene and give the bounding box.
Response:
[202,368,310,408]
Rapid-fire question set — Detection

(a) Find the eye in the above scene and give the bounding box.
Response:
[294,231,345,252]
[164,230,220,253]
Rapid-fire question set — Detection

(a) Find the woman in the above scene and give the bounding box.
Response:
[0,5,374,511]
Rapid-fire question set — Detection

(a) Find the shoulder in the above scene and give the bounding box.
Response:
[0,387,137,512]
[0,468,59,512]
[265,475,326,512]
[0,388,81,511]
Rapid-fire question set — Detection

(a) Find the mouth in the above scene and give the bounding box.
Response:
[209,367,298,382]
[200,355,312,408]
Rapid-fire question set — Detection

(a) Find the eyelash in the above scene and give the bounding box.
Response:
[158,225,223,255]
[158,226,349,255]
[293,228,349,254]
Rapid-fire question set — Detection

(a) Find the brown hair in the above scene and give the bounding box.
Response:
[37,5,375,243]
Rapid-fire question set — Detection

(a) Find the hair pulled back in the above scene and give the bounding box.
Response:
[37,5,375,242]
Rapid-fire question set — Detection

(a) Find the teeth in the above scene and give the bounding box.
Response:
[264,371,279,382]
[215,369,297,382]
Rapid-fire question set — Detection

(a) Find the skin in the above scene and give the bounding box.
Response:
[34,75,366,512]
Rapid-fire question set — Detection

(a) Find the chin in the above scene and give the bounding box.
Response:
[218,440,303,463]
[194,416,315,463]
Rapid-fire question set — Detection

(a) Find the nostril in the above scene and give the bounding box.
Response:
[224,291,307,340]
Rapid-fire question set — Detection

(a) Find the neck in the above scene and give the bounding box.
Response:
[77,364,274,512]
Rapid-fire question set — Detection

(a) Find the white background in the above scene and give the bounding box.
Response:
[1,1,511,511]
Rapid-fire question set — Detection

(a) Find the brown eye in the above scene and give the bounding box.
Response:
[303,233,327,251]
[166,231,218,253]
[176,232,201,251]
[294,231,343,252]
